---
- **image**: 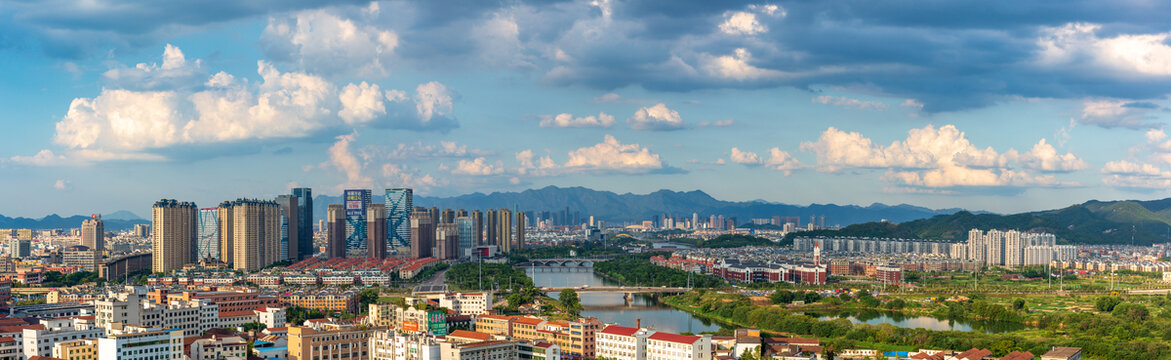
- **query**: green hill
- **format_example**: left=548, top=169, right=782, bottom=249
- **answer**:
left=786, top=199, right=1171, bottom=245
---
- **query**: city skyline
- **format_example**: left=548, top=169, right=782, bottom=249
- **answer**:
left=3, top=1, right=1171, bottom=217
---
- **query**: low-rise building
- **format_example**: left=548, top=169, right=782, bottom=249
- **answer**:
left=288, top=321, right=373, bottom=360
left=596, top=326, right=651, bottom=360
left=645, top=332, right=710, bottom=360
left=96, top=329, right=184, bottom=360
left=1041, top=347, right=1082, bottom=360
left=190, top=335, right=247, bottom=360
left=283, top=289, right=359, bottom=313
left=440, top=340, right=517, bottom=360
left=52, top=339, right=97, bottom=360
left=23, top=318, right=105, bottom=358
left=368, top=330, right=440, bottom=360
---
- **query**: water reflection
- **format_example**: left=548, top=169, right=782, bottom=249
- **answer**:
left=809, top=310, right=1028, bottom=333
left=525, top=266, right=726, bottom=334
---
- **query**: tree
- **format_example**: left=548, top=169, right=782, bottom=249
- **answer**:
left=770, top=290, right=795, bottom=304
left=241, top=321, right=267, bottom=332
left=739, top=348, right=760, bottom=360
left=803, top=292, right=821, bottom=304
left=1112, top=302, right=1150, bottom=322
left=1012, top=299, right=1027, bottom=311
left=1095, top=296, right=1122, bottom=312
left=559, top=289, right=583, bottom=316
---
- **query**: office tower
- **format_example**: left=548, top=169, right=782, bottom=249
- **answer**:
left=292, top=187, right=314, bottom=260
left=498, top=208, right=513, bottom=253
left=819, top=216, right=826, bottom=229
left=81, top=214, right=104, bottom=252
left=231, top=199, right=280, bottom=271
left=385, top=189, right=413, bottom=251
left=485, top=210, right=498, bottom=247
left=410, top=209, right=434, bottom=258
left=8, top=239, right=30, bottom=258
left=344, top=189, right=372, bottom=258
left=217, top=204, right=235, bottom=266
left=197, top=208, right=220, bottom=261
left=472, top=210, right=484, bottom=245
left=276, top=195, right=300, bottom=261
left=456, top=216, right=475, bottom=258
left=693, top=213, right=700, bottom=229
left=441, top=209, right=455, bottom=224
left=327, top=204, right=346, bottom=258
left=436, top=223, right=459, bottom=260
left=516, top=211, right=526, bottom=250
left=152, top=199, right=197, bottom=273
left=367, top=204, right=388, bottom=259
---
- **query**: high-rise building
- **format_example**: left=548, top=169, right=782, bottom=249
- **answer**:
left=436, top=223, right=459, bottom=260
left=441, top=209, right=455, bottom=224
left=229, top=199, right=280, bottom=271
left=326, top=204, right=346, bottom=258
left=516, top=211, right=526, bottom=250
left=456, top=209, right=468, bottom=217
left=410, top=209, right=434, bottom=258
left=472, top=210, right=484, bottom=245
left=276, top=195, right=300, bottom=261
left=344, top=189, right=372, bottom=258
left=292, top=187, right=314, bottom=260
left=456, top=216, right=475, bottom=258
left=133, top=224, right=151, bottom=238
left=384, top=188, right=413, bottom=252
left=1004, top=230, right=1023, bottom=267
left=485, top=210, right=498, bottom=247
left=429, top=207, right=440, bottom=228
left=197, top=208, right=219, bottom=261
left=366, top=204, right=387, bottom=259
left=985, top=229, right=1004, bottom=266
left=9, top=239, right=30, bottom=258
left=81, top=214, right=104, bottom=252
left=498, top=209, right=513, bottom=253
left=217, top=205, right=235, bottom=266
left=151, top=199, right=197, bottom=273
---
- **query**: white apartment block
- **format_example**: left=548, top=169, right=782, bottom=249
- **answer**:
left=985, top=229, right=1004, bottom=266
left=22, top=318, right=105, bottom=358
left=646, top=332, right=711, bottom=360
left=97, top=329, right=185, bottom=360
left=964, top=229, right=1063, bottom=268
left=257, top=307, right=287, bottom=328
left=95, top=291, right=219, bottom=337
left=1004, top=231, right=1023, bottom=267
left=1025, top=246, right=1054, bottom=266
left=596, top=326, right=651, bottom=360
left=436, top=293, right=493, bottom=316
left=1054, top=245, right=1076, bottom=261
left=190, top=335, right=247, bottom=360
left=440, top=340, right=517, bottom=360
left=368, top=330, right=440, bottom=360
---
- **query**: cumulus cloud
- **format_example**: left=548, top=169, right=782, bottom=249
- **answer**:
left=1080, top=99, right=1161, bottom=129
left=729, top=148, right=762, bottom=165
left=701, top=48, right=784, bottom=81
left=452, top=157, right=504, bottom=175
left=563, top=135, right=666, bottom=173
left=53, top=180, right=71, bottom=191
left=327, top=132, right=372, bottom=189
left=102, top=44, right=203, bottom=90
left=628, top=103, right=684, bottom=131
left=1101, top=160, right=1171, bottom=189
left=338, top=82, right=387, bottom=124
left=1037, top=22, right=1171, bottom=77
left=766, top=147, right=802, bottom=175
left=812, top=96, right=888, bottom=111
left=260, top=9, right=398, bottom=78
left=539, top=112, right=615, bottom=128
left=800, top=124, right=1083, bottom=189
left=719, top=11, right=766, bottom=35
left=515, top=149, right=557, bottom=175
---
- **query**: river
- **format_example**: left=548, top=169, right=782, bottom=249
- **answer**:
left=810, top=310, right=1029, bottom=334
left=525, top=266, right=727, bottom=334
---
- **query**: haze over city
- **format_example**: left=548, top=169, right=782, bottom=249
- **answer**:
left=4, top=1, right=1171, bottom=217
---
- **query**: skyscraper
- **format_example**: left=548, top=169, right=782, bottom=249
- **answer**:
left=456, top=216, right=475, bottom=258
left=436, top=223, right=459, bottom=260
left=516, top=211, right=526, bottom=250
left=441, top=209, right=455, bottom=224
left=472, top=210, right=483, bottom=245
left=231, top=199, right=280, bottom=271
left=498, top=208, right=513, bottom=253
left=292, top=187, right=314, bottom=260
left=217, top=204, right=235, bottom=266
left=152, top=199, right=197, bottom=273
left=327, top=204, right=346, bottom=258
left=344, top=189, right=372, bottom=258
left=197, top=208, right=219, bottom=261
left=410, top=209, right=434, bottom=258
left=81, top=214, right=104, bottom=252
left=367, top=204, right=387, bottom=259
left=429, top=207, right=440, bottom=227
left=485, top=209, right=498, bottom=247
left=384, top=188, right=413, bottom=252
left=276, top=194, right=300, bottom=261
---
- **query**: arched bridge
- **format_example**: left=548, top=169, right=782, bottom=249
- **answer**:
left=515, top=257, right=615, bottom=267
left=540, top=286, right=692, bottom=303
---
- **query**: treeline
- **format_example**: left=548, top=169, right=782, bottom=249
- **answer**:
left=594, top=254, right=725, bottom=288
left=670, top=291, right=1171, bottom=360
left=507, top=241, right=627, bottom=263
left=672, top=234, right=785, bottom=248
left=446, top=262, right=533, bottom=291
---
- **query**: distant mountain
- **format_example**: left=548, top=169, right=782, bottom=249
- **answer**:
left=103, top=210, right=144, bottom=221
left=313, top=186, right=977, bottom=227
left=787, top=199, right=1171, bottom=245
left=0, top=214, right=148, bottom=231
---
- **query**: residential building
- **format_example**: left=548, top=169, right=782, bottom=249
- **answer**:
left=62, top=245, right=101, bottom=272
left=474, top=315, right=515, bottom=337
left=410, top=209, right=434, bottom=258
left=435, top=223, right=458, bottom=260
left=368, top=330, right=440, bottom=360
left=645, top=332, right=710, bottom=360
left=81, top=214, right=104, bottom=252
left=190, top=335, right=247, bottom=360
left=385, top=188, right=413, bottom=253
left=8, top=240, right=29, bottom=259
left=596, top=326, right=651, bottom=360
left=52, top=339, right=96, bottom=360
left=435, top=293, right=493, bottom=317
left=23, top=318, right=105, bottom=358
left=96, top=329, right=184, bottom=360
left=497, top=209, right=512, bottom=253
left=288, top=322, right=372, bottom=360
left=327, top=204, right=346, bottom=258
left=283, top=289, right=359, bottom=313
left=152, top=199, right=198, bottom=273
left=292, top=187, right=314, bottom=261
left=1040, top=347, right=1082, bottom=360
left=367, top=204, right=388, bottom=259
left=257, top=307, right=287, bottom=329
left=876, top=266, right=902, bottom=284
left=0, top=336, right=17, bottom=360
left=224, top=199, right=281, bottom=271
left=516, top=211, right=526, bottom=250
left=440, top=340, right=517, bottom=360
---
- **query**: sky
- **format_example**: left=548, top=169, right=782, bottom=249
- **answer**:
left=3, top=0, right=1171, bottom=218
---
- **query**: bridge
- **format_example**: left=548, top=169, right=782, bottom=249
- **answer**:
left=540, top=286, right=691, bottom=302
left=515, top=257, right=615, bottom=267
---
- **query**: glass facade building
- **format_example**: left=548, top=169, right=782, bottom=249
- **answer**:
left=197, top=208, right=219, bottom=261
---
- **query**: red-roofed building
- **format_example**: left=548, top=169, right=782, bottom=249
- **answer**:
left=596, top=326, right=650, bottom=360
left=952, top=348, right=994, bottom=360
left=447, top=330, right=493, bottom=344
left=647, top=332, right=711, bottom=360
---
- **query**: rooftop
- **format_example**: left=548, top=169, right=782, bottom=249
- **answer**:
left=600, top=325, right=640, bottom=337
left=648, top=332, right=701, bottom=345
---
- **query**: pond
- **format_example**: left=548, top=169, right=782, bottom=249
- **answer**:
left=808, top=310, right=1030, bottom=333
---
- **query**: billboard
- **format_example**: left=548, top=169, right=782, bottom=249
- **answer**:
left=401, top=321, right=419, bottom=332
left=345, top=190, right=366, bottom=217
left=427, top=311, right=447, bottom=336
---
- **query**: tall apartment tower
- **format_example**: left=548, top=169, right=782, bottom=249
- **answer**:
left=410, top=209, right=434, bottom=258
left=967, top=229, right=986, bottom=264
left=429, top=207, right=440, bottom=227
left=384, top=189, right=413, bottom=253
left=81, top=214, right=105, bottom=252
left=326, top=204, right=347, bottom=258
left=497, top=208, right=513, bottom=253
left=516, top=211, right=526, bottom=250
left=275, top=194, right=300, bottom=261
left=985, top=229, right=1005, bottom=266
left=1004, top=230, right=1023, bottom=267
left=218, top=205, right=235, bottom=265
left=441, top=209, right=455, bottom=224
left=367, top=204, right=388, bottom=259
left=485, top=210, right=498, bottom=247
left=151, top=199, right=197, bottom=273
left=436, top=223, right=459, bottom=260
left=292, top=187, right=313, bottom=260
left=472, top=210, right=483, bottom=245
left=231, top=199, right=280, bottom=271
left=197, top=208, right=219, bottom=261
left=344, top=189, right=372, bottom=258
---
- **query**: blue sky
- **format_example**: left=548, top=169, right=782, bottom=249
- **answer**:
left=2, top=0, right=1171, bottom=217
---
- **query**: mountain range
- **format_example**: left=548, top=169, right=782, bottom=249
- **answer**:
left=789, top=199, right=1171, bottom=245
left=312, top=186, right=974, bottom=226
left=0, top=213, right=148, bottom=231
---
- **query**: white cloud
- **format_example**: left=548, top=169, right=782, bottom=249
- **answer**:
left=53, top=180, right=70, bottom=190
left=766, top=147, right=802, bottom=175
left=628, top=103, right=684, bottom=131
left=719, top=12, right=766, bottom=35
left=800, top=124, right=1082, bottom=188
left=702, top=48, right=783, bottom=81
left=453, top=157, right=504, bottom=175
left=729, top=147, right=762, bottom=165
left=1102, top=160, right=1168, bottom=176
left=338, top=82, right=387, bottom=124
left=381, top=163, right=438, bottom=189
left=9, top=149, right=66, bottom=166
left=812, top=95, right=888, bottom=110
left=748, top=4, right=785, bottom=17
left=413, top=81, right=455, bottom=126
left=901, top=99, right=924, bottom=109
left=697, top=119, right=734, bottom=127
left=539, top=112, right=615, bottom=128
left=1100, top=160, right=1171, bottom=189
left=381, top=141, right=492, bottom=160
left=563, top=135, right=664, bottom=173
left=260, top=9, right=398, bottom=78
left=1037, top=22, right=1171, bottom=77
left=515, top=149, right=557, bottom=175
left=101, top=44, right=203, bottom=90
left=470, top=12, right=534, bottom=69
left=1080, top=99, right=1159, bottom=129
left=327, top=132, right=372, bottom=189
left=591, top=93, right=643, bottom=104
